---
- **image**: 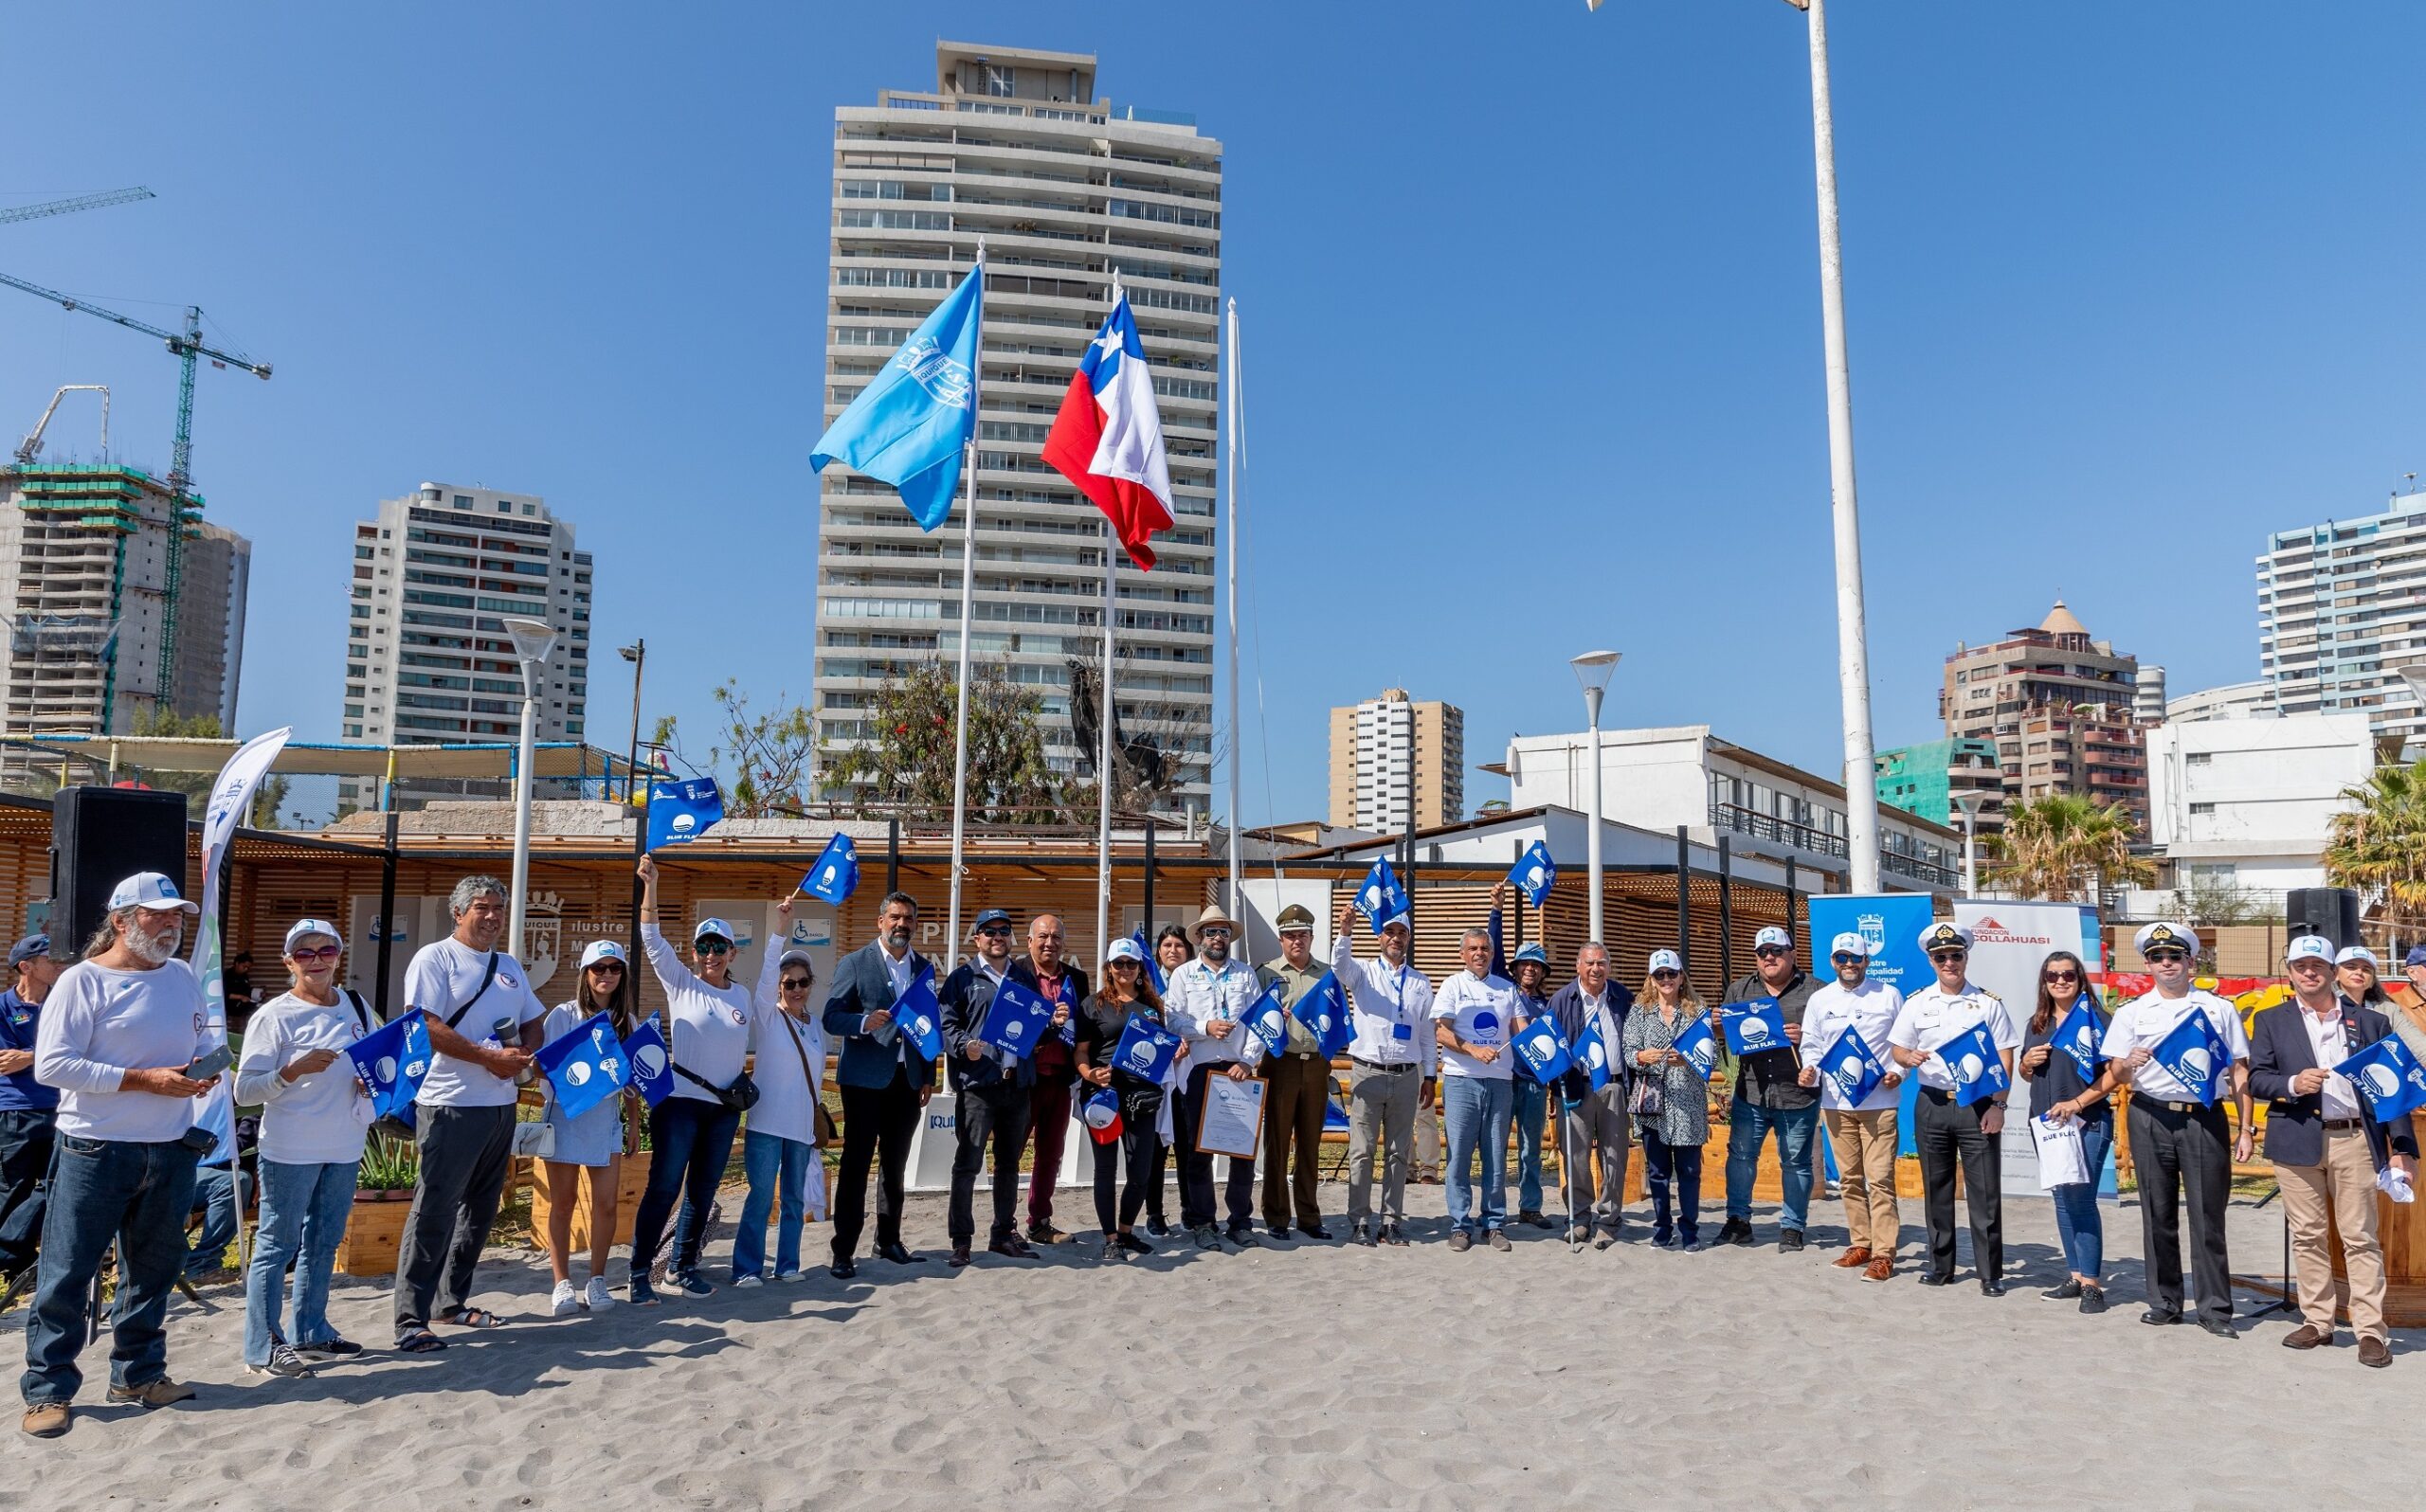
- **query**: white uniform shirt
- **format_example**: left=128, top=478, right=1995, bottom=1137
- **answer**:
left=1888, top=981, right=2019, bottom=1094
left=641, top=924, right=754, bottom=1105
left=1166, top=956, right=1260, bottom=1068
left=2100, top=988, right=2249, bottom=1105
left=234, top=990, right=374, bottom=1164
left=407, top=937, right=548, bottom=1108
left=1431, top=970, right=1518, bottom=1081
left=2301, top=1003, right=2363, bottom=1120
left=33, top=959, right=213, bottom=1143
left=1800, top=978, right=1906, bottom=1113
left=1332, top=938, right=1436, bottom=1073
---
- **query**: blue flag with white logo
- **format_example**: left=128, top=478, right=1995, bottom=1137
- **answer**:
left=1938, top=1021, right=2010, bottom=1107
left=2150, top=1006, right=2230, bottom=1106
left=801, top=834, right=860, bottom=906
left=1129, top=927, right=1168, bottom=994
left=1238, top=978, right=1290, bottom=1068
left=1296, top=972, right=1354, bottom=1058
left=1722, top=998, right=1787, bottom=1056
left=1506, top=841, right=1557, bottom=908
left=623, top=1019, right=674, bottom=1107
left=345, top=1008, right=432, bottom=1121
left=2334, top=1033, right=2426, bottom=1123
left=1112, top=1015, right=1181, bottom=1086
left=2053, top=997, right=2103, bottom=1082
left=1575, top=1014, right=1614, bottom=1091
left=534, top=1011, right=630, bottom=1123
left=808, top=261, right=985, bottom=530
left=891, top=967, right=945, bottom=1063
left=646, top=777, right=724, bottom=851
left=1356, top=857, right=1410, bottom=933
left=1818, top=1023, right=1885, bottom=1107
left=1512, top=1012, right=1573, bottom=1082
left=978, top=976, right=1056, bottom=1056
left=1673, top=1016, right=1716, bottom=1080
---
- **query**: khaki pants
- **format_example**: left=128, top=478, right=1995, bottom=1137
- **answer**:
left=1823, top=1107, right=1900, bottom=1255
left=2278, top=1125, right=2389, bottom=1341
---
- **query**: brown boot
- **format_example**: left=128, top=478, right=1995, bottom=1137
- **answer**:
left=1833, top=1246, right=1873, bottom=1269
left=1862, top=1255, right=1893, bottom=1283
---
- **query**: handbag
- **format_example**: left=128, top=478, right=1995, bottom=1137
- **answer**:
left=774, top=1011, right=836, bottom=1147
left=674, top=1061, right=761, bottom=1113
left=1627, top=1068, right=1666, bottom=1120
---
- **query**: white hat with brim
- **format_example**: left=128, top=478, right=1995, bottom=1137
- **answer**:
left=282, top=918, right=345, bottom=954
left=109, top=871, right=200, bottom=916
left=2132, top=921, right=2200, bottom=957
left=2284, top=935, right=2333, bottom=966
left=1828, top=931, right=1872, bottom=959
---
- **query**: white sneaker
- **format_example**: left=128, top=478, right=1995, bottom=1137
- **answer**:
left=551, top=1280, right=581, bottom=1316
left=583, top=1277, right=617, bottom=1312
left=733, top=1273, right=763, bottom=1288
left=773, top=1269, right=806, bottom=1284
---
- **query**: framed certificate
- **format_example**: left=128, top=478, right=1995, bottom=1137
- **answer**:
left=1195, top=1074, right=1267, bottom=1159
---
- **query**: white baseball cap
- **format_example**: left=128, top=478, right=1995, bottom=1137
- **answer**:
left=1106, top=936, right=1146, bottom=964
left=1753, top=926, right=1793, bottom=952
left=1648, top=948, right=1683, bottom=975
left=2337, top=945, right=2381, bottom=970
left=2284, top=935, right=2333, bottom=966
left=282, top=918, right=344, bottom=954
left=1828, top=931, right=1872, bottom=959
left=693, top=917, right=734, bottom=947
left=580, top=940, right=627, bottom=970
left=109, top=872, right=200, bottom=916
left=1082, top=1089, right=1121, bottom=1131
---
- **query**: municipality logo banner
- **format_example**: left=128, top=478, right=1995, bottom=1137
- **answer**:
left=1112, top=1015, right=1181, bottom=1085
left=1938, top=1021, right=2010, bottom=1107
left=2334, top=1033, right=2426, bottom=1124
left=346, top=1008, right=432, bottom=1120
left=1820, top=1023, right=1885, bottom=1107
left=622, top=1019, right=674, bottom=1107
left=1512, top=1012, right=1573, bottom=1083
left=893, top=967, right=946, bottom=1062
left=534, top=1010, right=630, bottom=1122
left=1722, top=998, right=1787, bottom=1056
left=979, top=976, right=1056, bottom=1055
left=2150, top=1006, right=2230, bottom=1106
left=1505, top=841, right=1556, bottom=908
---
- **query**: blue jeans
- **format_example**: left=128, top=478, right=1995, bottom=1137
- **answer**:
left=1725, top=1097, right=1820, bottom=1232
left=22, top=1135, right=199, bottom=1407
left=1510, top=1078, right=1548, bottom=1214
left=733, top=1131, right=812, bottom=1281
left=184, top=1161, right=239, bottom=1279
left=1441, top=1076, right=1513, bottom=1234
left=632, top=1097, right=741, bottom=1280
left=2051, top=1117, right=2112, bottom=1281
left=244, top=1159, right=359, bottom=1365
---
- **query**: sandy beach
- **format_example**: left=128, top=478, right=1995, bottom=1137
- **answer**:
left=4, top=1182, right=2418, bottom=1510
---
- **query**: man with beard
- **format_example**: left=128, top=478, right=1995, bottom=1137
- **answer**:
left=1167, top=904, right=1263, bottom=1251
left=823, top=891, right=937, bottom=1278
left=938, top=909, right=1035, bottom=1266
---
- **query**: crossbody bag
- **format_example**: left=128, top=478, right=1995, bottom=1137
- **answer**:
left=773, top=1011, right=837, bottom=1145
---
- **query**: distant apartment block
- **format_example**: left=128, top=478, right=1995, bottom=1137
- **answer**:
left=2257, top=494, right=2426, bottom=747
left=1941, top=600, right=2149, bottom=832
left=1331, top=689, right=1464, bottom=833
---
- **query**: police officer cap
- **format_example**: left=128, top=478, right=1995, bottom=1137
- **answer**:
left=1917, top=922, right=1973, bottom=953
left=1275, top=904, right=1316, bottom=933
left=2132, top=921, right=2200, bottom=956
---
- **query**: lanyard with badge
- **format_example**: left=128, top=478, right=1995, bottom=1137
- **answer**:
left=1381, top=960, right=1414, bottom=1043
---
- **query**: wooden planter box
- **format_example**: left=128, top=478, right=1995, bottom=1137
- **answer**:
left=528, top=1152, right=652, bottom=1253
left=334, top=1193, right=414, bottom=1277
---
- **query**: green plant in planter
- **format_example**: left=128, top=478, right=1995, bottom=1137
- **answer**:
left=355, top=1131, right=421, bottom=1195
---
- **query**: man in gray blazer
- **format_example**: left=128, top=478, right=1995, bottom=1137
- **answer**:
left=821, top=891, right=935, bottom=1279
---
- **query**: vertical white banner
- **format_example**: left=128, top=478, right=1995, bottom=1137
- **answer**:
left=192, top=727, right=294, bottom=1163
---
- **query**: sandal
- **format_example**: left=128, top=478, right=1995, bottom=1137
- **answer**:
left=436, top=1306, right=505, bottom=1329
left=394, top=1328, right=447, bottom=1354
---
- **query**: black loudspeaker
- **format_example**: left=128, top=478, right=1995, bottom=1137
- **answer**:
left=50, top=786, right=189, bottom=952
left=2284, top=887, right=2362, bottom=952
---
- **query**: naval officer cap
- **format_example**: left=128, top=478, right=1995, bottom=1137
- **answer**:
left=1917, top=921, right=1972, bottom=953
left=2132, top=921, right=2200, bottom=956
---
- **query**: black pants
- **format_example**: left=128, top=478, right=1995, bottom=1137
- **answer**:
left=833, top=1069, right=924, bottom=1260
left=1173, top=1063, right=1256, bottom=1232
left=631, top=1097, right=742, bottom=1279
left=950, top=1083, right=1032, bottom=1245
left=0, top=1107, right=55, bottom=1278
left=1090, top=1083, right=1165, bottom=1234
left=1915, top=1089, right=2002, bottom=1283
left=2128, top=1099, right=2234, bottom=1321
left=1146, top=1141, right=1168, bottom=1223
left=392, top=1104, right=515, bottom=1335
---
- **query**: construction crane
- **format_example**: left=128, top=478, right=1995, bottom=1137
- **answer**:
left=14, top=384, right=109, bottom=465
left=0, top=188, right=271, bottom=703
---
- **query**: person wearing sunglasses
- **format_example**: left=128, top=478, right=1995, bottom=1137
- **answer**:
left=1886, top=922, right=2017, bottom=1295
left=1144, top=926, right=1192, bottom=1235
left=1715, top=924, right=1821, bottom=1253
left=734, top=906, right=826, bottom=1287
left=1621, top=950, right=1715, bottom=1249
left=233, top=920, right=374, bottom=1379
left=1796, top=931, right=1904, bottom=1281
left=2049, top=921, right=2252, bottom=1338
left=537, top=939, right=643, bottom=1315
left=2017, top=949, right=2109, bottom=1312
left=626, top=856, right=757, bottom=1304
left=937, top=908, right=1037, bottom=1267
left=1168, top=904, right=1261, bottom=1251
left=1074, top=936, right=1180, bottom=1258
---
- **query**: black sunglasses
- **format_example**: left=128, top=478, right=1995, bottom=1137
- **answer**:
left=2144, top=948, right=2190, bottom=963
left=1754, top=945, right=1791, bottom=958
left=976, top=925, right=1012, bottom=937
left=1830, top=952, right=1864, bottom=964
left=780, top=976, right=812, bottom=990
left=1928, top=949, right=1967, bottom=963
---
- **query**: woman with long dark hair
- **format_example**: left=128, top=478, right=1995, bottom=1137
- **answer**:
left=1142, top=924, right=1193, bottom=1234
left=538, top=940, right=642, bottom=1315
left=1075, top=937, right=1181, bottom=1258
left=2018, top=949, right=2111, bottom=1313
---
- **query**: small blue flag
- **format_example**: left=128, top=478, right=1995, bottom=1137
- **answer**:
left=1356, top=857, right=1410, bottom=933
left=345, top=1008, right=431, bottom=1121
left=1323, top=1097, right=1350, bottom=1132
left=1296, top=972, right=1354, bottom=1058
left=802, top=834, right=860, bottom=906
left=1129, top=927, right=1168, bottom=994
left=1506, top=841, right=1557, bottom=908
left=2150, top=1006, right=2230, bottom=1106
left=1238, top=977, right=1290, bottom=1067
left=534, top=1011, right=630, bottom=1122
left=2335, top=1033, right=2426, bottom=1123
left=623, top=1019, right=674, bottom=1107
left=646, top=777, right=724, bottom=851
left=1111, top=1014, right=1181, bottom=1085
left=1512, top=1012, right=1573, bottom=1082
left=978, top=976, right=1056, bottom=1056
left=2053, top=996, right=2102, bottom=1082
left=1575, top=1014, right=1614, bottom=1092
left=1673, top=1016, right=1716, bottom=1080
left=808, top=261, right=985, bottom=530
left=1721, top=998, right=1788, bottom=1056
left=891, top=967, right=945, bottom=1063
left=1818, top=1023, right=1885, bottom=1107
left=1938, top=1021, right=2011, bottom=1107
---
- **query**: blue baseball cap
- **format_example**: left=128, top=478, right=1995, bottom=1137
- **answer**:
left=971, top=909, right=1013, bottom=934
left=1511, top=943, right=1548, bottom=969
left=8, top=934, right=49, bottom=969
left=2406, top=945, right=2426, bottom=968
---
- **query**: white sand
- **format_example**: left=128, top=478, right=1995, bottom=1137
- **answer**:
left=3, top=1184, right=2418, bottom=1510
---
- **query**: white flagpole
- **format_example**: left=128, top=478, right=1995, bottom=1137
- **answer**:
left=1223, top=297, right=1243, bottom=920
left=1096, top=273, right=1122, bottom=966
left=947, top=242, right=986, bottom=951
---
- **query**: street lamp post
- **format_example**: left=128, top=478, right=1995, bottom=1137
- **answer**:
left=1571, top=650, right=1621, bottom=942
left=501, top=615, right=559, bottom=962
left=619, top=639, right=646, bottom=804
left=1949, top=788, right=1988, bottom=897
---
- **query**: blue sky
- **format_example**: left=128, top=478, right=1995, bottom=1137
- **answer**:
left=6, top=3, right=2424, bottom=825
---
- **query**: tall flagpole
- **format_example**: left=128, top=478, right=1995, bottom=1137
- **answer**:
left=1223, top=298, right=1242, bottom=919
left=1095, top=274, right=1122, bottom=964
left=947, top=242, right=986, bottom=950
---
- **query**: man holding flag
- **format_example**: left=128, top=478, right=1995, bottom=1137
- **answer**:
left=1256, top=905, right=1334, bottom=1241
left=1544, top=942, right=1632, bottom=1251
left=938, top=909, right=1036, bottom=1267
left=1886, top=924, right=2019, bottom=1296
left=1716, top=925, right=1821, bottom=1252
left=1797, top=933, right=1904, bottom=1281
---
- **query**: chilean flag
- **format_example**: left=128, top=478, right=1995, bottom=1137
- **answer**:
left=1041, top=295, right=1176, bottom=570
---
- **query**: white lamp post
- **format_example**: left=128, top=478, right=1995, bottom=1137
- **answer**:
left=1571, top=650, right=1621, bottom=942
left=501, top=615, right=559, bottom=960
left=1949, top=788, right=1988, bottom=897
left=2395, top=663, right=2426, bottom=759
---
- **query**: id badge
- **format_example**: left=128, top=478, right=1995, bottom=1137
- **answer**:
left=1392, top=1021, right=1413, bottom=1041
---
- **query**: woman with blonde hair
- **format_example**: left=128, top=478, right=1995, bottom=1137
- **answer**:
left=538, top=939, right=643, bottom=1315
left=1620, top=949, right=1718, bottom=1251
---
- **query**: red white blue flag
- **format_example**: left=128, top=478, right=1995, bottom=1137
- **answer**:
left=1041, top=294, right=1175, bottom=569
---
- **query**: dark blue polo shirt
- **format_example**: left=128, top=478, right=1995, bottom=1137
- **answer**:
left=0, top=987, right=57, bottom=1113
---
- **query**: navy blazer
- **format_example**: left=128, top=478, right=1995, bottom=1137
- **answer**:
left=821, top=942, right=937, bottom=1091
left=1545, top=978, right=1635, bottom=1099
left=938, top=960, right=1034, bottom=1094
left=2248, top=998, right=2419, bottom=1170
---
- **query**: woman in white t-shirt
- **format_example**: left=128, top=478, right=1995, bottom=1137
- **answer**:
left=233, top=919, right=375, bottom=1379
left=733, top=897, right=825, bottom=1285
left=539, top=939, right=643, bottom=1315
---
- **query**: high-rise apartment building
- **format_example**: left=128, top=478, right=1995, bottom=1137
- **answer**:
left=813, top=42, right=1222, bottom=815
left=2257, top=494, right=2426, bottom=747
left=1941, top=600, right=2149, bottom=831
left=1330, top=690, right=1464, bottom=833
left=339, top=483, right=591, bottom=807
left=0, top=462, right=249, bottom=747
left=1873, top=737, right=2003, bottom=835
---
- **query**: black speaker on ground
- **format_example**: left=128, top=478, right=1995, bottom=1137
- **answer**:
left=2283, top=886, right=2362, bottom=952
left=50, top=786, right=189, bottom=952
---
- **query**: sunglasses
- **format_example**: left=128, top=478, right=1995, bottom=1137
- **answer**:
left=2043, top=968, right=2080, bottom=982
left=2144, top=948, right=2190, bottom=963
left=780, top=977, right=812, bottom=991
left=1928, top=950, right=1968, bottom=963
left=288, top=945, right=341, bottom=963
left=976, top=926, right=1012, bottom=938
left=587, top=961, right=625, bottom=974
left=1831, top=952, right=1864, bottom=964
left=696, top=940, right=733, bottom=956
left=1110, top=959, right=1141, bottom=970
left=1754, top=946, right=1790, bottom=958
left=1651, top=969, right=1680, bottom=981
left=1198, top=927, right=1232, bottom=939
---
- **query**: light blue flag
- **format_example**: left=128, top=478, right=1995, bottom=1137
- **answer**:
left=802, top=834, right=860, bottom=907
left=1506, top=841, right=1556, bottom=908
left=808, top=262, right=984, bottom=530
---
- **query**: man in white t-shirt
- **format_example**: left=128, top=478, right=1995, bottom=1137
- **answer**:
left=1796, top=931, right=1905, bottom=1281
left=1433, top=927, right=1519, bottom=1252
left=389, top=874, right=546, bottom=1352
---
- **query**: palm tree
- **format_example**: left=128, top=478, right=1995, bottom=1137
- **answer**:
left=1987, top=793, right=2155, bottom=902
left=2325, top=758, right=2426, bottom=935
